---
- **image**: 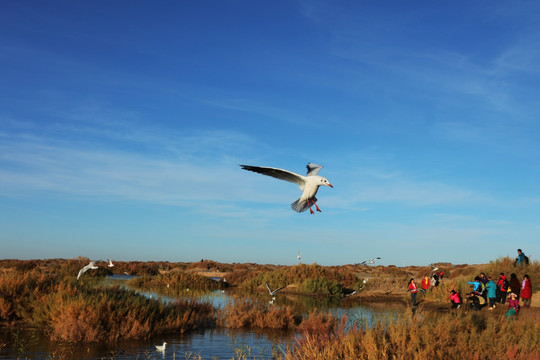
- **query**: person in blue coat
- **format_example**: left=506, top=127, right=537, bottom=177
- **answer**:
left=486, top=276, right=497, bottom=309
left=467, top=276, right=483, bottom=295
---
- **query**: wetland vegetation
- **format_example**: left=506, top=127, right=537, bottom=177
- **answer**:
left=0, top=256, right=539, bottom=359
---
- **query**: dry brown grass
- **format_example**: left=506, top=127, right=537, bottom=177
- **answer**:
left=0, top=260, right=216, bottom=343
left=242, top=263, right=358, bottom=295
left=282, top=310, right=540, bottom=360
left=217, top=298, right=300, bottom=329
left=127, top=270, right=227, bottom=295
left=2, top=256, right=539, bottom=351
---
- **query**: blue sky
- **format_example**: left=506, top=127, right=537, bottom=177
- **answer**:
left=1, top=1, right=539, bottom=266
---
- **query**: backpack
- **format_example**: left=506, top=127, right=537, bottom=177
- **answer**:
left=502, top=279, right=509, bottom=291
left=524, top=255, right=529, bottom=265
left=479, top=282, right=486, bottom=294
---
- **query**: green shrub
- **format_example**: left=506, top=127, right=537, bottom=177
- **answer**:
left=299, top=278, right=344, bottom=296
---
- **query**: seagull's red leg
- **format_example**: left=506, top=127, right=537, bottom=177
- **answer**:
left=307, top=199, right=314, bottom=214
left=314, top=202, right=321, bottom=212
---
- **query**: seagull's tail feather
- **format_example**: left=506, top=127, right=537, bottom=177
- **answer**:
left=291, top=197, right=317, bottom=212
left=291, top=198, right=308, bottom=212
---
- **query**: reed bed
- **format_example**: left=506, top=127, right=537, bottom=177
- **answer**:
left=242, top=263, right=356, bottom=295
left=126, top=271, right=227, bottom=296
left=217, top=298, right=300, bottom=329
left=2, top=257, right=539, bottom=353
left=0, top=263, right=216, bottom=343
left=282, top=310, right=540, bottom=360
left=44, top=285, right=215, bottom=342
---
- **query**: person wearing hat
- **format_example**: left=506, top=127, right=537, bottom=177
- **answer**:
left=506, top=292, right=520, bottom=318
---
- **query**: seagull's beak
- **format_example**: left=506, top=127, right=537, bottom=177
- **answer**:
left=328, top=183, right=333, bottom=188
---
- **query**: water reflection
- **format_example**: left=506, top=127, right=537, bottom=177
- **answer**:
left=0, top=327, right=290, bottom=360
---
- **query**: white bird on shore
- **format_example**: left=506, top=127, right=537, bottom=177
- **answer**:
left=77, top=261, right=99, bottom=280
left=240, top=163, right=333, bottom=214
left=155, top=341, right=167, bottom=352
left=107, top=259, right=114, bottom=267
left=266, top=282, right=285, bottom=296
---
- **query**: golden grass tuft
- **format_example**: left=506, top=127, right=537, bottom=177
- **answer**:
left=217, top=298, right=299, bottom=329
left=0, top=262, right=216, bottom=343
left=282, top=310, right=540, bottom=360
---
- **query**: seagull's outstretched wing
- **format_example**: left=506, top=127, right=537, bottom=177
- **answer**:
left=266, top=282, right=285, bottom=295
left=265, top=282, right=272, bottom=294
left=241, top=165, right=304, bottom=186
left=77, top=268, right=85, bottom=280
left=306, top=163, right=323, bottom=176
left=77, top=261, right=98, bottom=280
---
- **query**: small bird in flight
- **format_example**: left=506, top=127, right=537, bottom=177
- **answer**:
left=359, top=257, right=381, bottom=265
left=266, top=282, right=285, bottom=296
left=107, top=259, right=114, bottom=267
left=77, top=261, right=99, bottom=280
left=240, top=163, right=333, bottom=214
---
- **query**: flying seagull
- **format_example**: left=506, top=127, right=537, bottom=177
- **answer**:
left=107, top=259, right=114, bottom=267
left=155, top=341, right=167, bottom=352
left=346, top=279, right=369, bottom=296
left=77, top=261, right=99, bottom=280
left=240, top=163, right=333, bottom=214
left=265, top=282, right=285, bottom=296
left=359, top=257, right=381, bottom=265
left=297, top=251, right=301, bottom=262
left=346, top=285, right=365, bottom=296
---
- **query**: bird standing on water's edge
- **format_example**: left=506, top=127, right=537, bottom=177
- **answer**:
left=240, top=163, right=333, bottom=214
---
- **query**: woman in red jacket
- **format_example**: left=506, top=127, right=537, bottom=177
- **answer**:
left=521, top=275, right=532, bottom=308
left=497, top=273, right=508, bottom=304
left=408, top=278, right=418, bottom=307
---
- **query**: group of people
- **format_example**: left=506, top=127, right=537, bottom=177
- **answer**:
left=407, top=249, right=533, bottom=319
left=450, top=249, right=533, bottom=318
left=407, top=270, right=443, bottom=307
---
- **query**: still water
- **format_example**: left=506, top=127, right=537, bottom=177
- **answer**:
left=0, top=276, right=406, bottom=360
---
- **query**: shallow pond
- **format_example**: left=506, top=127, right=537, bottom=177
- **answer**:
left=0, top=276, right=407, bottom=359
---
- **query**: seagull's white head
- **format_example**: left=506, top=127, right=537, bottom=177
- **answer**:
left=320, top=177, right=333, bottom=188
